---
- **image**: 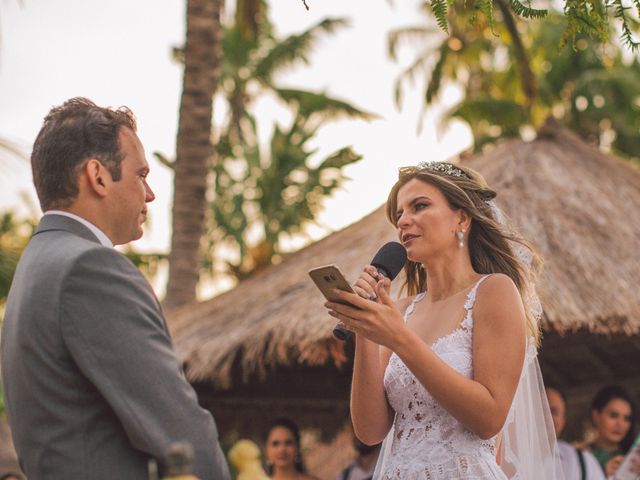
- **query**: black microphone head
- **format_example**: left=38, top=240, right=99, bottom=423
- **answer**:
left=370, top=242, right=407, bottom=280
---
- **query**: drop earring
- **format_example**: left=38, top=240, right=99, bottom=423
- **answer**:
left=456, top=230, right=465, bottom=248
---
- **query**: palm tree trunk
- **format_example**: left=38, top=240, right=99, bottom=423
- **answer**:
left=165, top=0, right=223, bottom=308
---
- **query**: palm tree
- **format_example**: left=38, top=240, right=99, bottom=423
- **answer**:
left=164, top=0, right=224, bottom=309
left=207, top=88, right=373, bottom=280
left=390, top=5, right=640, bottom=160
left=201, top=5, right=375, bottom=281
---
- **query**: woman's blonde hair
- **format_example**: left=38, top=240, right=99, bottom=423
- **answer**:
left=386, top=162, right=542, bottom=343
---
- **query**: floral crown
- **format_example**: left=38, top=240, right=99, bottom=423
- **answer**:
left=416, top=161, right=470, bottom=179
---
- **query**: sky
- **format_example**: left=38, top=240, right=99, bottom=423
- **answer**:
left=0, top=0, right=471, bottom=258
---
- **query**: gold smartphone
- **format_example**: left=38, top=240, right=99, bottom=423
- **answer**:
left=308, top=264, right=356, bottom=305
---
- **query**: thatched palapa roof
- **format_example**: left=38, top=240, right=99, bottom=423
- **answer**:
left=168, top=204, right=398, bottom=388
left=168, top=119, right=640, bottom=389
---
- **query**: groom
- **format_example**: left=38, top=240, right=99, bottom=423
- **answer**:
left=1, top=98, right=230, bottom=479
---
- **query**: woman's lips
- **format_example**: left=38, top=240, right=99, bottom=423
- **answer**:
left=402, top=233, right=419, bottom=245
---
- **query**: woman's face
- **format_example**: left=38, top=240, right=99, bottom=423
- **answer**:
left=395, top=178, right=463, bottom=263
left=592, top=398, right=632, bottom=446
left=265, top=426, right=298, bottom=470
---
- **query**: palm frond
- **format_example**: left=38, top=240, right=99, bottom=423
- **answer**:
left=387, top=26, right=438, bottom=60
left=393, top=47, right=437, bottom=108
left=431, top=0, right=451, bottom=33
left=509, top=0, right=547, bottom=18
left=425, top=44, right=450, bottom=103
left=254, top=18, right=349, bottom=84
left=444, top=97, right=527, bottom=133
left=613, top=0, right=640, bottom=50
left=275, top=88, right=378, bottom=123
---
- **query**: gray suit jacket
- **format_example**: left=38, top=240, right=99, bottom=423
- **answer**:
left=1, top=214, right=230, bottom=479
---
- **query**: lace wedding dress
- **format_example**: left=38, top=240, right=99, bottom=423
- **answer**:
left=379, top=276, right=508, bottom=479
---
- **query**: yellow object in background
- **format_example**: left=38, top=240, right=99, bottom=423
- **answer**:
left=228, top=439, right=270, bottom=480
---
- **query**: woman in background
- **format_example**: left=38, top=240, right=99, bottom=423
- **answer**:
left=587, top=385, right=638, bottom=477
left=264, top=417, right=319, bottom=480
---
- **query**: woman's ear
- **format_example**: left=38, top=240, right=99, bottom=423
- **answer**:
left=83, top=159, right=109, bottom=197
left=457, top=209, right=472, bottom=232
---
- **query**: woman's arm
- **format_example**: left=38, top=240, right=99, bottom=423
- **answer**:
left=346, top=265, right=412, bottom=445
left=328, top=273, right=526, bottom=439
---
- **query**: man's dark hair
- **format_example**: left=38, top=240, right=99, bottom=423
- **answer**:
left=31, top=97, right=137, bottom=210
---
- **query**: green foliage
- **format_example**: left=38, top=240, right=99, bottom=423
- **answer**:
left=122, top=248, right=166, bottom=281
left=203, top=4, right=373, bottom=281
left=424, top=0, right=638, bottom=50
left=390, top=6, right=640, bottom=159
left=0, top=212, right=34, bottom=307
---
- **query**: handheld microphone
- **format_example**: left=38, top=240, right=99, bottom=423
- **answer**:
left=333, top=242, right=408, bottom=341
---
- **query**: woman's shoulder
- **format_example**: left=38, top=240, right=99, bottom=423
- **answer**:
left=474, top=273, right=521, bottom=306
left=478, top=272, right=518, bottom=293
left=472, top=273, right=526, bottom=331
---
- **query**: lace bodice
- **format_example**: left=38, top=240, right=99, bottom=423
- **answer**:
left=380, top=276, right=508, bottom=479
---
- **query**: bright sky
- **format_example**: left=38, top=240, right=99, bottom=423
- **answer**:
left=0, top=0, right=471, bottom=257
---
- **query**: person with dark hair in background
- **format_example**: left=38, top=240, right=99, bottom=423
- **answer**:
left=264, top=418, right=318, bottom=480
left=336, top=436, right=381, bottom=480
left=586, top=385, right=638, bottom=478
left=0, top=98, right=230, bottom=480
left=546, top=387, right=605, bottom=480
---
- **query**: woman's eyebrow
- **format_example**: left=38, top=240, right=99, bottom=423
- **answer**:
left=396, top=196, right=432, bottom=218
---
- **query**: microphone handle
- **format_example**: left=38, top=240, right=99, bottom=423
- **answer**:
left=333, top=323, right=352, bottom=341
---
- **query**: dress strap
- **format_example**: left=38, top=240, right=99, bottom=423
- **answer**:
left=403, top=292, right=426, bottom=323
left=463, top=275, right=489, bottom=311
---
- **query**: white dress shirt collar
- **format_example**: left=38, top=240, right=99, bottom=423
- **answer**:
left=44, top=210, right=114, bottom=248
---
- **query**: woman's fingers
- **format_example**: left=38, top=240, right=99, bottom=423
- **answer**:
left=375, top=278, right=393, bottom=305
left=354, top=265, right=381, bottom=299
left=353, top=285, right=375, bottom=300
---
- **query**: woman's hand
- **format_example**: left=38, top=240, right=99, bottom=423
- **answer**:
left=605, top=454, right=625, bottom=476
left=352, top=265, right=384, bottom=300
left=325, top=277, right=406, bottom=349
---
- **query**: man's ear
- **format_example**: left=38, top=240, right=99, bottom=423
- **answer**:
left=83, top=159, right=109, bottom=197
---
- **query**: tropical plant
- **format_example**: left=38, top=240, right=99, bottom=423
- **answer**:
left=0, top=211, right=34, bottom=309
left=390, top=4, right=640, bottom=160
left=162, top=2, right=374, bottom=289
left=420, top=0, right=640, bottom=50
left=202, top=4, right=375, bottom=281
left=207, top=88, right=371, bottom=280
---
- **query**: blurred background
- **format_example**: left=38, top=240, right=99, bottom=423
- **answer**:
left=1, top=0, right=639, bottom=478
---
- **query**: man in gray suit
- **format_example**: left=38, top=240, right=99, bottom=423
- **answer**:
left=1, top=98, right=230, bottom=479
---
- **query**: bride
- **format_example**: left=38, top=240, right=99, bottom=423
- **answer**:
left=325, top=162, right=563, bottom=479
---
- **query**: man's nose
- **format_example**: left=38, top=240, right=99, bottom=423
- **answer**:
left=145, top=183, right=156, bottom=203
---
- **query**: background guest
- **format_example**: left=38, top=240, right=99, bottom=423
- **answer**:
left=587, top=385, right=638, bottom=478
left=336, top=435, right=381, bottom=480
left=264, top=418, right=318, bottom=480
left=546, top=386, right=605, bottom=480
